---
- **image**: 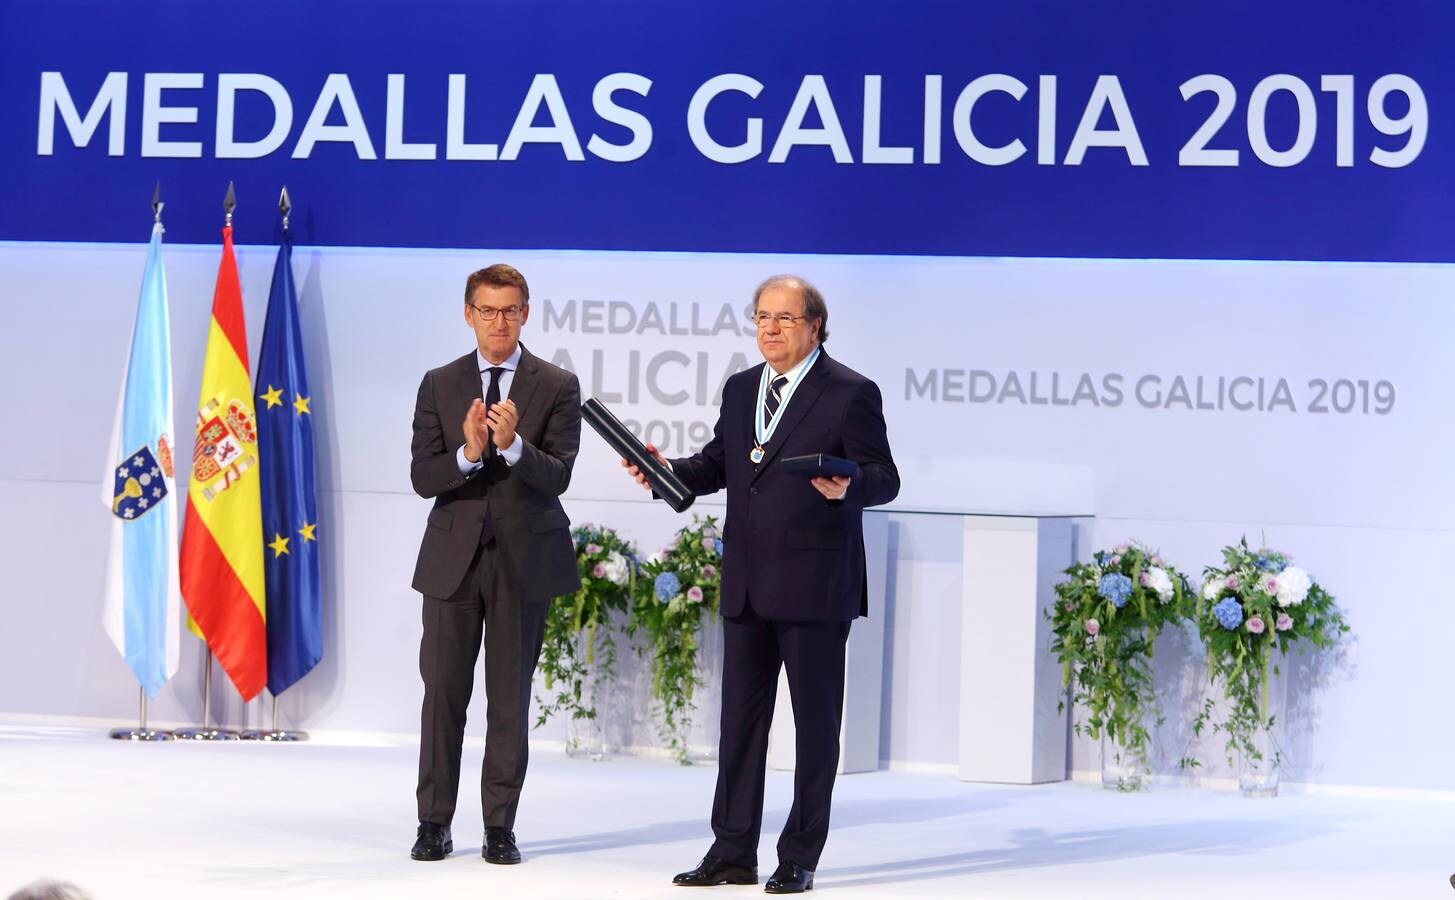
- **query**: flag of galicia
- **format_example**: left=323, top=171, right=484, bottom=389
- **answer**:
left=102, top=222, right=181, bottom=698
left=256, top=228, right=322, bottom=695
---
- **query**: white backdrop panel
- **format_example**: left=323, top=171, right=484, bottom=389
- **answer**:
left=0, top=241, right=1448, bottom=788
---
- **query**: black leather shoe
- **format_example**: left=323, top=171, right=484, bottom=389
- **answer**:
left=673, top=854, right=758, bottom=886
left=483, top=826, right=521, bottom=864
left=764, top=861, right=814, bottom=894
left=410, top=822, right=452, bottom=861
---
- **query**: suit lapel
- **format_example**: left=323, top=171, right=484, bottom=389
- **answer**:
left=750, top=354, right=830, bottom=482
left=450, top=351, right=482, bottom=418
left=508, top=343, right=542, bottom=417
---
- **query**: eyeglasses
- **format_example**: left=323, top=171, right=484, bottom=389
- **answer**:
left=752, top=312, right=810, bottom=329
left=469, top=304, right=523, bottom=323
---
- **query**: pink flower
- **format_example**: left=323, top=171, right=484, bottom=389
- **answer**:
left=1139, top=572, right=1150, bottom=586
left=1109, top=555, right=1122, bottom=565
left=1225, top=574, right=1240, bottom=589
left=1275, top=613, right=1293, bottom=632
left=701, top=564, right=717, bottom=579
left=687, top=585, right=704, bottom=603
left=586, top=543, right=603, bottom=556
left=1246, top=616, right=1265, bottom=634
left=1064, top=601, right=1075, bottom=612
left=702, top=537, right=716, bottom=552
left=1263, top=577, right=1279, bottom=594
left=1152, top=554, right=1164, bottom=566
left=592, top=563, right=606, bottom=579
left=1085, top=619, right=1100, bottom=636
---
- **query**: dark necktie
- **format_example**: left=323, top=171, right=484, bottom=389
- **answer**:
left=483, top=367, right=504, bottom=456
left=479, top=366, right=504, bottom=546
left=763, top=374, right=789, bottom=425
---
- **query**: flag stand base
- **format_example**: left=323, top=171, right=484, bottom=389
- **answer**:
left=173, top=727, right=240, bottom=741
left=240, top=729, right=309, bottom=742
left=240, top=695, right=309, bottom=741
left=110, top=689, right=173, bottom=740
left=109, top=726, right=174, bottom=741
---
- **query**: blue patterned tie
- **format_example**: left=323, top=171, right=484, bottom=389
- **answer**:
left=763, top=375, right=788, bottom=425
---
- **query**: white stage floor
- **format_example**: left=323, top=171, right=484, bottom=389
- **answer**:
left=2, top=722, right=1452, bottom=899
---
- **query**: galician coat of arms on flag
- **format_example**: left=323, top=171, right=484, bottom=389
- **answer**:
left=111, top=440, right=174, bottom=519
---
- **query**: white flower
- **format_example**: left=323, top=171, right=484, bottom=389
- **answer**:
left=1201, top=577, right=1224, bottom=601
left=601, top=552, right=629, bottom=586
left=1144, top=567, right=1175, bottom=603
left=1274, top=566, right=1312, bottom=607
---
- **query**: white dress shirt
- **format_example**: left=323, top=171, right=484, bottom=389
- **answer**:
left=456, top=344, right=525, bottom=474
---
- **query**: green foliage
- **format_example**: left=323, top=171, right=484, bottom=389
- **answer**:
left=1188, top=537, right=1349, bottom=772
left=535, top=524, right=637, bottom=730
left=1048, top=541, right=1192, bottom=789
left=630, top=515, right=722, bottom=764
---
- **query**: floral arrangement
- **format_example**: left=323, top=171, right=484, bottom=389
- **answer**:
left=1189, top=538, right=1347, bottom=774
left=535, top=524, right=637, bottom=733
left=1048, top=541, right=1192, bottom=789
left=630, top=515, right=723, bottom=763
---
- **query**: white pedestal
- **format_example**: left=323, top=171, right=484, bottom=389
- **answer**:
left=957, top=515, right=1074, bottom=784
left=767, top=510, right=889, bottom=775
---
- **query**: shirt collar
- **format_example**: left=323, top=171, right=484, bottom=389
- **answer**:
left=769, top=345, right=820, bottom=384
left=477, top=343, right=522, bottom=374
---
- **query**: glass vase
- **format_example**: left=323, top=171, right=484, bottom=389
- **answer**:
left=1237, top=656, right=1288, bottom=798
left=685, top=614, right=724, bottom=764
left=563, top=630, right=609, bottom=761
left=1100, top=729, right=1151, bottom=792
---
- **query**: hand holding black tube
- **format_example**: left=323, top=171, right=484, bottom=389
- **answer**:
left=582, top=397, right=695, bottom=513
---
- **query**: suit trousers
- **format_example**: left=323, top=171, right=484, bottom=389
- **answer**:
left=708, top=600, right=851, bottom=871
left=416, top=542, right=549, bottom=830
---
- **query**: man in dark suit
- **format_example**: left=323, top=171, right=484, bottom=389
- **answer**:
left=408, top=264, right=582, bottom=864
left=625, top=275, right=899, bottom=893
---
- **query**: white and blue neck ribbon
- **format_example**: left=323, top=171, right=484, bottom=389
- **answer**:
left=753, top=344, right=821, bottom=456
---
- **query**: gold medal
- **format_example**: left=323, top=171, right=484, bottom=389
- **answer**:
left=750, top=445, right=765, bottom=464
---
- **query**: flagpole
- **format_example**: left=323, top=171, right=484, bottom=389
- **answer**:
left=239, top=186, right=312, bottom=744
left=174, top=649, right=240, bottom=741
left=107, top=184, right=175, bottom=743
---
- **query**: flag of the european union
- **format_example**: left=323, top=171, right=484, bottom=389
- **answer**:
left=256, top=228, right=322, bottom=695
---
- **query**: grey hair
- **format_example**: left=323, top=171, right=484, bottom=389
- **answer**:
left=752, top=274, right=828, bottom=343
left=7, top=880, right=93, bottom=900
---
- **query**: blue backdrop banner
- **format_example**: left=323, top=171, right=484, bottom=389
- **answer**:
left=1, top=0, right=1450, bottom=261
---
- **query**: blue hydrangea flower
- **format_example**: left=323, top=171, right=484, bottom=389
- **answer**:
left=654, top=571, right=681, bottom=601
left=1212, top=597, right=1244, bottom=630
left=1097, top=573, right=1133, bottom=608
left=714, top=538, right=724, bottom=556
left=1253, top=553, right=1288, bottom=574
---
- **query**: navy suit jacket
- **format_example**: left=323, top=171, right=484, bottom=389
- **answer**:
left=669, top=351, right=899, bottom=621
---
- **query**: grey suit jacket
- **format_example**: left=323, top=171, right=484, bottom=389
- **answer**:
left=410, top=344, right=582, bottom=602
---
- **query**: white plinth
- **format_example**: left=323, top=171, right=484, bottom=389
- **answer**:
left=958, top=515, right=1074, bottom=784
left=767, top=510, right=889, bottom=775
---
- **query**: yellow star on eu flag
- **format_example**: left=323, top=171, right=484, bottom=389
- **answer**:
left=298, top=521, right=317, bottom=542
left=294, top=393, right=311, bottom=416
left=268, top=533, right=291, bottom=557
left=260, top=385, right=284, bottom=409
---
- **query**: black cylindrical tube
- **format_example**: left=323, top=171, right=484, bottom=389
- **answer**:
left=582, top=397, right=695, bottom=513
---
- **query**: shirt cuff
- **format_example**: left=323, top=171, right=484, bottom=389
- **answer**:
left=499, top=433, right=524, bottom=466
left=457, top=444, right=484, bottom=475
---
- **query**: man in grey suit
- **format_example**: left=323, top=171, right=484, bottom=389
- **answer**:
left=408, top=264, right=582, bottom=864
